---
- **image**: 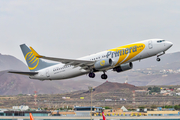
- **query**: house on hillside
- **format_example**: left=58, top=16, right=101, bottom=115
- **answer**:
left=160, top=90, right=167, bottom=94
left=121, top=106, right=128, bottom=112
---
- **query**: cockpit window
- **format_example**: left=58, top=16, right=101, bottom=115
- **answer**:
left=157, top=40, right=165, bottom=43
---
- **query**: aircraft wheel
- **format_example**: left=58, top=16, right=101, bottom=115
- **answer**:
left=101, top=74, right=104, bottom=79
left=92, top=73, right=95, bottom=78
left=101, top=74, right=108, bottom=79
left=89, top=72, right=95, bottom=78
left=157, top=58, right=161, bottom=62
left=104, top=74, right=108, bottom=79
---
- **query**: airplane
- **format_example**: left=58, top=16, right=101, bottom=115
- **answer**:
left=9, top=39, right=173, bottom=80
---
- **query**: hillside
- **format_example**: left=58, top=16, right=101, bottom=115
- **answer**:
left=0, top=70, right=102, bottom=95
left=52, top=81, right=143, bottom=101
left=94, top=82, right=141, bottom=93
left=0, top=54, right=28, bottom=71
left=133, top=52, right=180, bottom=69
left=2, top=81, right=179, bottom=109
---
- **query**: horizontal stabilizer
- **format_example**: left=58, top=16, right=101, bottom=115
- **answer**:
left=8, top=71, right=38, bottom=76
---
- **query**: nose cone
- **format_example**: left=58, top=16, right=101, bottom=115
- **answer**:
left=166, top=41, right=173, bottom=48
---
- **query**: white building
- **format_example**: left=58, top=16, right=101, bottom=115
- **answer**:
left=121, top=106, right=128, bottom=112
left=12, top=105, right=29, bottom=111
left=160, top=90, right=167, bottom=94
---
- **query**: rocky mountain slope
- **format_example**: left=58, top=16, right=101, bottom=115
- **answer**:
left=133, top=52, right=180, bottom=69
left=60, top=81, right=142, bottom=101
left=93, top=81, right=142, bottom=93
left=0, top=54, right=28, bottom=71
left=0, top=70, right=102, bottom=95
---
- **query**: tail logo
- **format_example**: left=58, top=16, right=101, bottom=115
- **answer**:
left=25, top=52, right=39, bottom=70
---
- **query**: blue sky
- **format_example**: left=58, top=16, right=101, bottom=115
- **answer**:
left=0, top=0, right=180, bottom=63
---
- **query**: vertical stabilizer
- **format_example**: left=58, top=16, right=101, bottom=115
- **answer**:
left=20, top=44, right=56, bottom=71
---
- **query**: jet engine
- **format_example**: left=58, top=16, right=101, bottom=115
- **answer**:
left=94, top=58, right=113, bottom=70
left=113, top=62, right=133, bottom=73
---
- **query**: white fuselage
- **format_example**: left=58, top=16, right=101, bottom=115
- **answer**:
left=30, top=39, right=173, bottom=80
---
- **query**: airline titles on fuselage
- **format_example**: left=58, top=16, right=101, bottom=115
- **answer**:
left=107, top=44, right=144, bottom=58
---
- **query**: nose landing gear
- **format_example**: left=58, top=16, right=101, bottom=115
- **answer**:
left=156, top=58, right=161, bottom=62
left=156, top=51, right=165, bottom=62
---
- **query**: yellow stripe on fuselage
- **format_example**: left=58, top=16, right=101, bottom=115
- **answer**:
left=108, top=43, right=145, bottom=66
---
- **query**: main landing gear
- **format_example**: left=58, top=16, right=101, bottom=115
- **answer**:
left=88, top=71, right=108, bottom=80
left=89, top=72, right=95, bottom=78
left=156, top=51, right=165, bottom=62
left=101, top=73, right=108, bottom=79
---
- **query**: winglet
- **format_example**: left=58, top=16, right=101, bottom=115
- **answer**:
left=30, top=113, right=34, bottom=120
left=30, top=47, right=43, bottom=58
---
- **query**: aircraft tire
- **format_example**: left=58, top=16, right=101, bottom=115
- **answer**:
left=89, top=72, right=95, bottom=78
left=101, top=74, right=108, bottom=79
left=157, top=58, right=161, bottom=62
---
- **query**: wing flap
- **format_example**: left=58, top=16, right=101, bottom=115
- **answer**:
left=8, top=71, right=38, bottom=76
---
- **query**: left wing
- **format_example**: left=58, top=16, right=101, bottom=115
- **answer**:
left=30, top=47, right=95, bottom=69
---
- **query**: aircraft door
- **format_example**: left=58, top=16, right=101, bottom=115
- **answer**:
left=148, top=40, right=153, bottom=49
left=46, top=69, right=50, bottom=78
